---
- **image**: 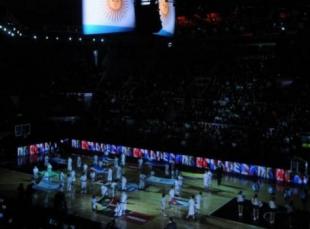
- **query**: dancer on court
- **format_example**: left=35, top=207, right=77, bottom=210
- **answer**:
left=139, top=173, right=146, bottom=190
left=195, top=192, right=202, bottom=216
left=186, top=195, right=196, bottom=220
left=107, top=167, right=113, bottom=184
left=251, top=193, right=262, bottom=221
left=67, top=157, right=72, bottom=172
left=80, top=173, right=87, bottom=194
left=138, top=157, right=143, bottom=170
left=237, top=191, right=245, bottom=217
left=121, top=175, right=127, bottom=191
left=90, top=170, right=96, bottom=183
left=67, top=173, right=73, bottom=192
left=115, top=165, right=122, bottom=181
left=114, top=157, right=119, bottom=168
left=161, top=193, right=167, bottom=216
left=168, top=186, right=176, bottom=206
left=33, top=166, right=39, bottom=180
left=268, top=196, right=277, bottom=224
left=110, top=181, right=117, bottom=198
left=120, top=191, right=128, bottom=215
left=101, top=184, right=108, bottom=197
left=83, top=163, right=88, bottom=174
left=121, top=153, right=126, bottom=167
left=77, top=156, right=82, bottom=169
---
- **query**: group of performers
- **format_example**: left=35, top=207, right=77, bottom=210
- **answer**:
left=33, top=153, right=210, bottom=220
left=32, top=152, right=303, bottom=226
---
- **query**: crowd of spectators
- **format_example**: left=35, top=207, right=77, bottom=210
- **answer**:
left=92, top=40, right=310, bottom=168
left=176, top=0, right=310, bottom=38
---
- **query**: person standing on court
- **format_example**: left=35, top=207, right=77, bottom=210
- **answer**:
left=236, top=191, right=245, bottom=217
left=268, top=196, right=277, bottom=224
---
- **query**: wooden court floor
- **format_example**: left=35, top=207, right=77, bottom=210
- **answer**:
left=0, top=156, right=308, bottom=229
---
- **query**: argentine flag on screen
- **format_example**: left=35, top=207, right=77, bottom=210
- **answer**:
left=83, top=0, right=135, bottom=35
left=156, top=0, right=175, bottom=36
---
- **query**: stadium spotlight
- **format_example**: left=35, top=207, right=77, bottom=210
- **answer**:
left=33, top=35, right=38, bottom=39
left=78, top=37, right=82, bottom=42
left=56, top=36, right=59, bottom=40
left=13, top=27, right=16, bottom=31
left=0, top=25, right=2, bottom=29
left=45, top=36, right=49, bottom=40
left=4, top=28, right=7, bottom=31
left=19, top=33, right=22, bottom=37
left=100, top=38, right=104, bottom=42
left=92, top=38, right=96, bottom=42
left=281, top=26, right=286, bottom=31
left=69, top=37, right=72, bottom=41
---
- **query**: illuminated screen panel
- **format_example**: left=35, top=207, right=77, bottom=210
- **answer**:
left=156, top=0, right=175, bottom=36
left=82, top=0, right=136, bottom=34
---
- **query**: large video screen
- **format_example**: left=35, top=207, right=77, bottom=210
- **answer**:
left=156, top=0, right=176, bottom=36
left=82, top=0, right=136, bottom=34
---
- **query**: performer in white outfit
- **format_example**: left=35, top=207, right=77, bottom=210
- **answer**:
left=174, top=179, right=181, bottom=196
left=116, top=165, right=122, bottom=180
left=91, top=195, right=97, bottom=210
left=207, top=169, right=212, bottom=187
left=268, top=196, right=277, bottom=224
left=98, top=160, right=103, bottom=169
left=186, top=195, right=196, bottom=220
left=83, top=163, right=88, bottom=174
left=203, top=169, right=212, bottom=191
left=121, top=153, right=126, bottom=167
left=120, top=191, right=128, bottom=215
left=33, top=166, right=39, bottom=179
left=101, top=184, right=108, bottom=197
left=71, top=170, right=76, bottom=184
left=195, top=192, right=202, bottom=215
left=161, top=193, right=167, bottom=216
left=121, top=176, right=127, bottom=191
left=67, top=173, right=73, bottom=192
left=251, top=194, right=262, bottom=221
left=114, top=157, right=119, bottom=168
left=67, top=157, right=73, bottom=172
left=168, top=186, right=175, bottom=205
left=107, top=168, right=113, bottom=184
left=47, top=163, right=53, bottom=174
left=93, top=155, right=98, bottom=165
left=110, top=181, right=117, bottom=198
left=90, top=170, right=96, bottom=183
left=44, top=155, right=49, bottom=167
left=138, top=157, right=143, bottom=170
left=58, top=171, right=65, bottom=191
left=178, top=174, right=183, bottom=187
left=237, top=191, right=245, bottom=217
left=114, top=201, right=122, bottom=217
left=203, top=170, right=209, bottom=191
left=80, top=173, right=87, bottom=194
left=139, top=173, right=146, bottom=190
left=77, top=156, right=82, bottom=169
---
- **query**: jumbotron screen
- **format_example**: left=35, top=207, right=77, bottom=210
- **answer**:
left=156, top=0, right=175, bottom=36
left=82, top=0, right=136, bottom=34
